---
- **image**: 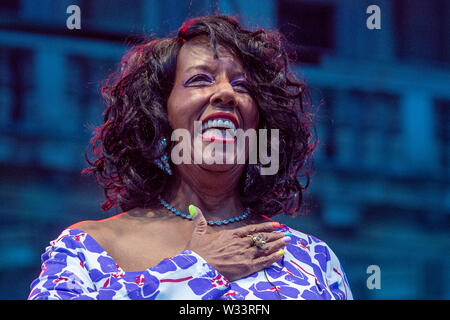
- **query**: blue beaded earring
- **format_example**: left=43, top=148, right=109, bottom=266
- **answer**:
left=154, top=138, right=172, bottom=175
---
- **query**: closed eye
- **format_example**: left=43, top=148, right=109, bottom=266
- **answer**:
left=184, top=74, right=214, bottom=86
left=231, top=80, right=250, bottom=93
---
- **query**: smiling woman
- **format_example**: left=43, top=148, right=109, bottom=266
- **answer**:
left=87, top=15, right=313, bottom=217
left=28, top=14, right=352, bottom=300
left=167, top=35, right=260, bottom=173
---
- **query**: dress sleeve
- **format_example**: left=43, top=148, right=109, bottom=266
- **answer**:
left=325, top=246, right=353, bottom=300
left=28, top=230, right=230, bottom=300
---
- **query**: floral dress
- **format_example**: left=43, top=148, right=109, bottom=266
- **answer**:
left=28, top=225, right=352, bottom=300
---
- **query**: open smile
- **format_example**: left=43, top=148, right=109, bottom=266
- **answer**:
left=200, top=112, right=239, bottom=143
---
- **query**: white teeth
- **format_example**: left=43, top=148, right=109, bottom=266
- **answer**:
left=202, top=118, right=237, bottom=131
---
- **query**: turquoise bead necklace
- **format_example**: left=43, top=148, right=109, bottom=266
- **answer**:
left=158, top=196, right=250, bottom=226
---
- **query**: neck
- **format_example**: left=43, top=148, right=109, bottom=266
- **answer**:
left=164, top=165, right=246, bottom=221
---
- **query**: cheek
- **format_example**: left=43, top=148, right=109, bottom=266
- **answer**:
left=242, top=98, right=259, bottom=129
left=167, top=88, right=205, bottom=129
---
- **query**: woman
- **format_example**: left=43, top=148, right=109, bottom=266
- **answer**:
left=28, top=15, right=352, bottom=300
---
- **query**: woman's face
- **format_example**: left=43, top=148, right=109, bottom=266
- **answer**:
left=167, top=36, right=259, bottom=173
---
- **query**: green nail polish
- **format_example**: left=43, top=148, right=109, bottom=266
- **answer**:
left=188, top=205, right=197, bottom=217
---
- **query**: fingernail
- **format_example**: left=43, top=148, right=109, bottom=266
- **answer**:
left=188, top=205, right=197, bottom=217
left=277, top=249, right=284, bottom=256
left=284, top=232, right=293, bottom=237
left=272, top=221, right=280, bottom=228
left=282, top=236, right=291, bottom=243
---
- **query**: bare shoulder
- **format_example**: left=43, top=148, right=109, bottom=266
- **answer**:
left=66, top=208, right=165, bottom=248
left=68, top=213, right=127, bottom=243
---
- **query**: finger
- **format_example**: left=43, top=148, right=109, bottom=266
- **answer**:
left=245, top=231, right=286, bottom=248
left=252, top=248, right=285, bottom=271
left=264, top=231, right=289, bottom=243
left=252, top=235, right=291, bottom=258
left=234, top=221, right=281, bottom=237
left=190, top=205, right=207, bottom=235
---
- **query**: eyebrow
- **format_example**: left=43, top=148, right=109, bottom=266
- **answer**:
left=184, top=64, right=215, bottom=75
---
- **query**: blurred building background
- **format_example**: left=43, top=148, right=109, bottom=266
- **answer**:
left=0, top=0, right=449, bottom=299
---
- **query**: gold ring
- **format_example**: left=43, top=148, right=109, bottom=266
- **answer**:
left=248, top=233, right=267, bottom=249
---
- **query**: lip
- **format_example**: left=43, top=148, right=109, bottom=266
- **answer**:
left=201, top=134, right=236, bottom=144
left=201, top=112, right=240, bottom=129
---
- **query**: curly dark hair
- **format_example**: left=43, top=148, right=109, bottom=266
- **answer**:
left=82, top=14, right=317, bottom=218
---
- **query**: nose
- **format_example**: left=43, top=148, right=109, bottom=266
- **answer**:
left=210, top=81, right=237, bottom=108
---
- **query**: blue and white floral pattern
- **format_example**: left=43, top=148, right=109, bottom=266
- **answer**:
left=28, top=226, right=352, bottom=300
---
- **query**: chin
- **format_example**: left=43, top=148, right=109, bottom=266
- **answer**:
left=198, top=152, right=239, bottom=171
